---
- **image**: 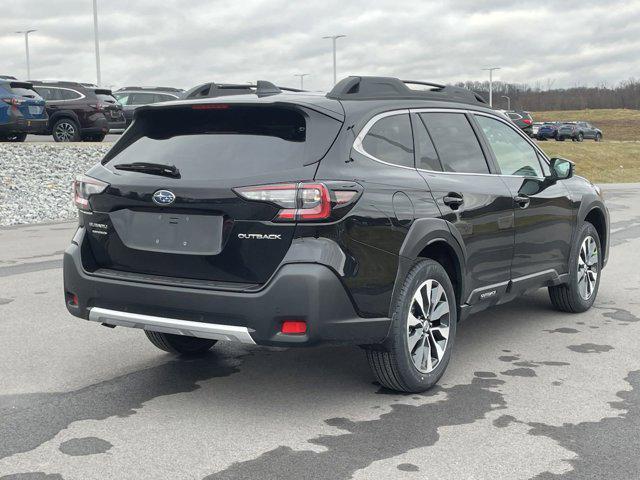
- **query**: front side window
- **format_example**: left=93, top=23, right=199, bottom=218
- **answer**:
left=420, top=112, right=489, bottom=174
left=113, top=93, right=129, bottom=104
left=361, top=113, right=414, bottom=167
left=475, top=115, right=543, bottom=177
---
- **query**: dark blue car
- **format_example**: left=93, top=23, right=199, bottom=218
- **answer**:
left=0, top=79, right=48, bottom=142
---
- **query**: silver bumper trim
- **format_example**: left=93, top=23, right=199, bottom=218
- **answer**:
left=88, top=307, right=256, bottom=344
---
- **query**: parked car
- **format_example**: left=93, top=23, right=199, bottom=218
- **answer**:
left=63, top=76, right=609, bottom=393
left=31, top=81, right=126, bottom=142
left=576, top=122, right=602, bottom=142
left=531, top=121, right=543, bottom=137
left=536, top=122, right=561, bottom=140
left=182, top=81, right=303, bottom=99
left=0, top=79, right=48, bottom=142
left=113, top=87, right=183, bottom=127
left=505, top=110, right=533, bottom=136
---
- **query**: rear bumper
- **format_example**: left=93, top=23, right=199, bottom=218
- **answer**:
left=0, top=117, right=48, bottom=134
left=63, top=229, right=390, bottom=347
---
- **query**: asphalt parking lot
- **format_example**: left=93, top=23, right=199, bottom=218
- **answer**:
left=0, top=184, right=639, bottom=480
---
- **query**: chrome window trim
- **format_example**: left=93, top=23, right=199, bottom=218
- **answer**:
left=352, top=107, right=552, bottom=179
left=352, top=109, right=415, bottom=171
left=37, top=85, right=86, bottom=102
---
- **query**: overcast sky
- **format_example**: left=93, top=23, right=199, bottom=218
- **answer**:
left=2, top=0, right=639, bottom=91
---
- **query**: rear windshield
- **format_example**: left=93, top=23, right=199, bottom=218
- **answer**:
left=97, top=93, right=118, bottom=103
left=103, top=105, right=342, bottom=179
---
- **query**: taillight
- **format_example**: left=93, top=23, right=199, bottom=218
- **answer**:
left=73, top=175, right=109, bottom=211
left=523, top=119, right=532, bottom=125
left=1, top=97, right=21, bottom=107
left=234, top=182, right=360, bottom=222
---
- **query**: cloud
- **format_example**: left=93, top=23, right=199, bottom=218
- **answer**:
left=1, top=0, right=639, bottom=91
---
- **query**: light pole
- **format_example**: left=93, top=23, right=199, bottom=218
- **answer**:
left=481, top=67, right=500, bottom=107
left=501, top=95, right=511, bottom=110
left=322, top=35, right=346, bottom=86
left=92, top=0, right=101, bottom=86
left=15, top=30, right=36, bottom=79
left=294, top=74, right=309, bottom=90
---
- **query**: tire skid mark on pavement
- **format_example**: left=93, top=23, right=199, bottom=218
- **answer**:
left=0, top=354, right=243, bottom=460
left=201, top=377, right=505, bottom=480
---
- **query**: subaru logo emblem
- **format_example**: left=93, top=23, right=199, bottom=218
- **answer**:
left=152, top=190, right=176, bottom=206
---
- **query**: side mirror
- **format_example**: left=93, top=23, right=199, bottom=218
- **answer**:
left=550, top=157, right=574, bottom=180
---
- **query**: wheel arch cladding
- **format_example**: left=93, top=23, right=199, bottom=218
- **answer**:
left=50, top=110, right=80, bottom=128
left=584, top=207, right=607, bottom=255
left=392, top=218, right=466, bottom=315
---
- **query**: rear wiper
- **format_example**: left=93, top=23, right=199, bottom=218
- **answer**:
left=114, top=162, right=181, bottom=179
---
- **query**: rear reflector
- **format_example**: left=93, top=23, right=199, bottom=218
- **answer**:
left=281, top=321, right=307, bottom=334
left=66, top=292, right=79, bottom=306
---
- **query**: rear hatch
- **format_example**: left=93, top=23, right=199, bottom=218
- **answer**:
left=9, top=82, right=46, bottom=119
left=94, top=89, right=125, bottom=123
left=82, top=100, right=343, bottom=286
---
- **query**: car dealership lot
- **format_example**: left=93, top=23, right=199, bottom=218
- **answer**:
left=0, top=184, right=638, bottom=479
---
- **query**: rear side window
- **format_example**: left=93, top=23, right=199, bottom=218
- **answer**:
left=60, top=89, right=82, bottom=100
left=420, top=113, right=489, bottom=174
left=103, top=105, right=342, bottom=180
left=361, top=113, right=414, bottom=168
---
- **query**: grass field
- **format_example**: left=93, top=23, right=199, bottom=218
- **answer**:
left=532, top=109, right=640, bottom=141
left=530, top=109, right=639, bottom=182
left=537, top=140, right=640, bottom=184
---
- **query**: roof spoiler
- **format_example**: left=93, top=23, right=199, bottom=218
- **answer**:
left=327, top=76, right=488, bottom=105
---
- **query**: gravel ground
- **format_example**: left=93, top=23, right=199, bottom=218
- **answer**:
left=0, top=144, right=109, bottom=226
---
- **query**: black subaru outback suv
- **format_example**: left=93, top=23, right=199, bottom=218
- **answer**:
left=63, top=77, right=609, bottom=393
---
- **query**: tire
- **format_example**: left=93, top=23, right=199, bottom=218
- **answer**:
left=549, top=222, right=601, bottom=313
left=52, top=118, right=81, bottom=142
left=2, top=132, right=27, bottom=142
left=365, top=259, right=457, bottom=393
left=144, top=331, right=217, bottom=356
left=595, top=133, right=602, bottom=142
left=577, top=133, right=584, bottom=142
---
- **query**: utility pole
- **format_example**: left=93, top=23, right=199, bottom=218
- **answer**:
left=92, top=0, right=101, bottom=86
left=482, top=67, right=501, bottom=107
left=501, top=95, right=511, bottom=110
left=15, top=30, right=36, bottom=79
left=322, top=35, right=346, bottom=86
left=294, top=73, right=309, bottom=90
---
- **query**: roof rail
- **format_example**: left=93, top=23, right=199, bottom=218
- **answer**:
left=326, top=76, right=487, bottom=105
left=116, top=86, right=184, bottom=92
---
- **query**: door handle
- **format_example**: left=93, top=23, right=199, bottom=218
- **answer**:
left=443, top=193, right=464, bottom=210
left=514, top=195, right=530, bottom=209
